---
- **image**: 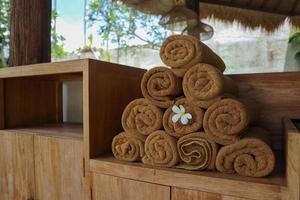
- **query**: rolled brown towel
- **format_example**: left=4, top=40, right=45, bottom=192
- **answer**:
left=190, top=94, right=234, bottom=109
left=203, top=98, right=258, bottom=145
left=112, top=131, right=147, bottom=162
left=160, top=35, right=226, bottom=77
left=163, top=98, right=204, bottom=138
left=141, top=67, right=182, bottom=108
left=122, top=98, right=163, bottom=135
left=177, top=132, right=218, bottom=170
left=142, top=130, right=179, bottom=167
left=183, top=63, right=238, bottom=108
left=216, top=127, right=275, bottom=177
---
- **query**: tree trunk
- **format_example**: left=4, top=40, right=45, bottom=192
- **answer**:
left=9, top=0, right=51, bottom=66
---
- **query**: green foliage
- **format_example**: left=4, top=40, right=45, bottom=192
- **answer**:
left=288, top=32, right=300, bottom=62
left=0, top=0, right=9, bottom=67
left=51, top=10, right=69, bottom=60
left=289, top=32, right=300, bottom=44
left=87, top=0, right=168, bottom=50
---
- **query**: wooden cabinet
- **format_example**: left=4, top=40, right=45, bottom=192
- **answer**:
left=91, top=173, right=170, bottom=200
left=172, top=188, right=248, bottom=200
left=1, top=60, right=299, bottom=200
left=90, top=174, right=251, bottom=200
left=0, top=131, right=35, bottom=200
left=0, top=124, right=84, bottom=200
left=34, top=134, right=84, bottom=200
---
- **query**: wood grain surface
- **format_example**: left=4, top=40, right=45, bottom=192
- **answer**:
left=172, top=187, right=250, bottom=200
left=284, top=118, right=300, bottom=200
left=0, top=131, right=35, bottom=200
left=230, top=72, right=300, bottom=150
left=90, top=156, right=287, bottom=200
left=34, top=134, right=84, bottom=200
left=85, top=60, right=145, bottom=159
left=91, top=173, right=170, bottom=200
left=4, top=78, right=61, bottom=128
left=9, top=0, right=51, bottom=66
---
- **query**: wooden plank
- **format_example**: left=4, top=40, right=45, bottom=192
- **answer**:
left=0, top=59, right=85, bottom=78
left=91, top=173, right=170, bottom=200
left=55, top=81, right=63, bottom=123
left=0, top=131, right=35, bottom=200
left=86, top=60, right=145, bottom=158
left=34, top=134, right=85, bottom=200
left=90, top=157, right=287, bottom=200
left=4, top=78, right=61, bottom=128
left=172, top=187, right=250, bottom=200
left=83, top=59, right=92, bottom=200
left=0, top=80, right=5, bottom=128
left=83, top=60, right=145, bottom=200
left=230, top=72, right=300, bottom=150
left=284, top=118, right=300, bottom=200
left=17, top=123, right=83, bottom=140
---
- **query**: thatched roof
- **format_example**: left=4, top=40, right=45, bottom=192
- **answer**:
left=200, top=1, right=300, bottom=32
left=120, top=0, right=300, bottom=32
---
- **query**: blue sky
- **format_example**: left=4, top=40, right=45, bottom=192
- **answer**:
left=54, top=0, right=85, bottom=22
left=53, top=0, right=87, bottom=51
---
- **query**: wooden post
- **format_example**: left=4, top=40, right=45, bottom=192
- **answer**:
left=9, top=0, right=51, bottom=66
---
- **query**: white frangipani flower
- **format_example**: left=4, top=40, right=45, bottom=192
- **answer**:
left=171, top=105, right=192, bottom=125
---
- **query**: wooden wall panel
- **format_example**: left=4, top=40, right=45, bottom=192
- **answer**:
left=34, top=135, right=84, bottom=200
left=0, top=131, right=35, bottom=200
left=172, top=187, right=250, bottom=200
left=230, top=72, right=300, bottom=150
left=4, top=78, right=62, bottom=128
left=86, top=60, right=145, bottom=158
left=284, top=119, right=300, bottom=200
left=91, top=173, right=170, bottom=200
left=0, top=80, right=5, bottom=128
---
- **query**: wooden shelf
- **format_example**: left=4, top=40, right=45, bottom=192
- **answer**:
left=0, top=59, right=86, bottom=78
left=2, top=123, right=83, bottom=140
left=90, top=154, right=287, bottom=200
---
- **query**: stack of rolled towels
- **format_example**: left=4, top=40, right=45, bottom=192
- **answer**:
left=112, top=35, right=275, bottom=178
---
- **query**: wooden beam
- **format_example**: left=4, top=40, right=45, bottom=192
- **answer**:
left=271, top=0, right=283, bottom=13
left=289, top=0, right=300, bottom=15
left=200, top=0, right=289, bottom=16
left=9, top=0, right=51, bottom=67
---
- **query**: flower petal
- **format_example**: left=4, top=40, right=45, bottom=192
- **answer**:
left=172, top=113, right=181, bottom=123
left=185, top=113, right=192, bottom=119
left=179, top=105, right=185, bottom=113
left=172, top=105, right=181, bottom=114
left=180, top=115, right=189, bottom=125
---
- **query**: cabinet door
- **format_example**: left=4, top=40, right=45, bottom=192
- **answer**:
left=34, top=135, right=85, bottom=200
left=92, top=173, right=170, bottom=200
left=172, top=187, right=249, bottom=200
left=0, top=131, right=35, bottom=200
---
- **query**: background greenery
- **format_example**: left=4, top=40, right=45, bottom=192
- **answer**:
left=0, top=0, right=9, bottom=67
left=87, top=0, right=168, bottom=61
left=51, top=10, right=69, bottom=60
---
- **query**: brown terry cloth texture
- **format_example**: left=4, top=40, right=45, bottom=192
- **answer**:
left=122, top=98, right=163, bottom=135
left=189, top=94, right=235, bottom=109
left=183, top=63, right=238, bottom=106
left=163, top=98, right=204, bottom=138
left=216, top=127, right=275, bottom=177
left=141, top=67, right=182, bottom=108
left=203, top=98, right=258, bottom=145
left=177, top=132, right=218, bottom=171
left=160, top=35, right=226, bottom=77
left=142, top=130, right=179, bottom=167
left=112, top=131, right=147, bottom=162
